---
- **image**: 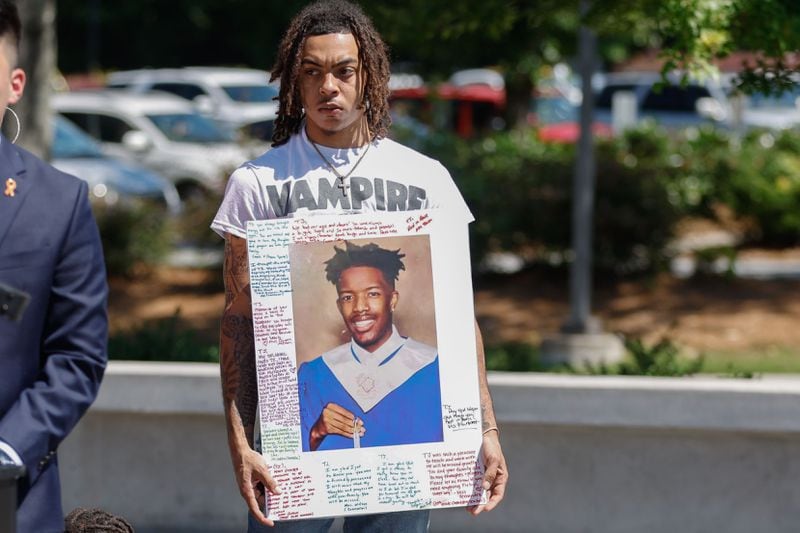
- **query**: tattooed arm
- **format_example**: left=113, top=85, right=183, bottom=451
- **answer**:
left=220, top=234, right=279, bottom=527
left=469, top=321, right=508, bottom=515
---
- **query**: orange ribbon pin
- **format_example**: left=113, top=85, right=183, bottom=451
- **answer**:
left=4, top=178, right=16, bottom=197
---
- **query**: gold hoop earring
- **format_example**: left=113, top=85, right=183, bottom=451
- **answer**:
left=4, top=107, right=20, bottom=144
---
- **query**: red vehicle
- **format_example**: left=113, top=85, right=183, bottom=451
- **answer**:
left=390, top=69, right=612, bottom=143
left=390, top=81, right=506, bottom=139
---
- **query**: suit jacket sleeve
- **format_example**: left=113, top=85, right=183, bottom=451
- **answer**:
left=0, top=180, right=108, bottom=487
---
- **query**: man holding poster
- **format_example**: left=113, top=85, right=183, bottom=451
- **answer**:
left=298, top=240, right=444, bottom=452
left=212, top=1, right=507, bottom=530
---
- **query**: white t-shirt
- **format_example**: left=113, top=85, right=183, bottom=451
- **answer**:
left=211, top=127, right=473, bottom=238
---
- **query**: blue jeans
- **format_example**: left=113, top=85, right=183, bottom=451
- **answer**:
left=247, top=510, right=430, bottom=532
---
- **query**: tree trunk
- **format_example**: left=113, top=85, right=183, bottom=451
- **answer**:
left=14, top=0, right=56, bottom=159
left=503, top=71, right=534, bottom=131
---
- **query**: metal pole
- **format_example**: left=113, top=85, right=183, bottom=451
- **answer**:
left=563, top=0, right=597, bottom=334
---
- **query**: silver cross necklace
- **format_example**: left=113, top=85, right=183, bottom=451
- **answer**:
left=310, top=139, right=372, bottom=197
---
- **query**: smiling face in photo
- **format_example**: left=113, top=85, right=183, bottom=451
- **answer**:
left=336, top=265, right=398, bottom=352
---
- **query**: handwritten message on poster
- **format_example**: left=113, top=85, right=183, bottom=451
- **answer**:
left=247, top=210, right=484, bottom=519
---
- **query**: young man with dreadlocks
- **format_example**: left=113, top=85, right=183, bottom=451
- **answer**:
left=211, top=1, right=507, bottom=530
left=298, top=241, right=443, bottom=453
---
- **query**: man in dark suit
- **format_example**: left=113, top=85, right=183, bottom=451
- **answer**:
left=0, top=1, right=108, bottom=531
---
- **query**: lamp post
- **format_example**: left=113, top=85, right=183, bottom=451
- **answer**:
left=540, top=0, right=624, bottom=365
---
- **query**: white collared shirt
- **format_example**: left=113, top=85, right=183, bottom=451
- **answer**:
left=321, top=326, right=437, bottom=412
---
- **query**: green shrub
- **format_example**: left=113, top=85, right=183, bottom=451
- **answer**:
left=594, top=125, right=684, bottom=273
left=584, top=337, right=704, bottom=377
left=484, top=342, right=544, bottom=372
left=672, top=126, right=800, bottom=245
left=417, top=126, right=685, bottom=273
left=108, top=310, right=219, bottom=362
left=713, top=129, right=800, bottom=244
left=485, top=337, right=703, bottom=376
left=94, top=203, right=173, bottom=278
left=619, top=337, right=704, bottom=376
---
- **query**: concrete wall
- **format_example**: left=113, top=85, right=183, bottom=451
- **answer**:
left=59, top=363, right=800, bottom=533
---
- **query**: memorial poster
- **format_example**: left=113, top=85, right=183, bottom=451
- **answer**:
left=246, top=209, right=484, bottom=520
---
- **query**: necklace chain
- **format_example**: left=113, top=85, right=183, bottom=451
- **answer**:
left=310, top=139, right=371, bottom=197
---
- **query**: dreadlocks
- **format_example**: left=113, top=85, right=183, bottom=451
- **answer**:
left=270, top=0, right=392, bottom=147
left=324, top=241, right=405, bottom=287
left=64, top=507, right=135, bottom=533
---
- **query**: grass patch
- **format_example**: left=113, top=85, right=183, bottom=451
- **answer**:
left=700, top=345, right=800, bottom=375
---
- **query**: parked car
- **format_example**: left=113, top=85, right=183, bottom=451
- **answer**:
left=448, top=68, right=505, bottom=91
left=52, top=90, right=253, bottom=199
left=594, top=72, right=730, bottom=129
left=390, top=77, right=506, bottom=138
left=530, top=87, right=613, bottom=143
left=52, top=115, right=181, bottom=213
left=106, top=67, right=278, bottom=138
left=738, top=87, right=800, bottom=130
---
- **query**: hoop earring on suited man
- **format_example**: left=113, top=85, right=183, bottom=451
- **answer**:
left=4, top=106, right=20, bottom=143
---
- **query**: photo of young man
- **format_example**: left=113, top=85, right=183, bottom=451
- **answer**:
left=295, top=239, right=443, bottom=452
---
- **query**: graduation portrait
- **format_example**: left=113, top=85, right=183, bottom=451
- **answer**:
left=289, top=235, right=443, bottom=452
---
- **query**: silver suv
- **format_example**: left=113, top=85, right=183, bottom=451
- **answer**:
left=52, top=90, right=253, bottom=199
left=107, top=67, right=278, bottom=141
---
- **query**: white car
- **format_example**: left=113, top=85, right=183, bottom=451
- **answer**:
left=738, top=87, right=800, bottom=130
left=52, top=90, right=253, bottom=199
left=106, top=67, right=278, bottom=139
left=52, top=115, right=181, bottom=213
left=594, top=72, right=731, bottom=129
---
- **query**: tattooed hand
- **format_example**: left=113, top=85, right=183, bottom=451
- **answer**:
left=220, top=234, right=278, bottom=524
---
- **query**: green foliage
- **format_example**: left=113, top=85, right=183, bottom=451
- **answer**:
left=57, top=0, right=309, bottom=72
left=418, top=125, right=685, bottom=273
left=486, top=337, right=704, bottom=376
left=483, top=339, right=800, bottom=376
left=108, top=310, right=219, bottom=362
left=618, top=337, right=704, bottom=376
left=669, top=126, right=800, bottom=245
left=370, top=0, right=579, bottom=76
left=590, top=0, right=800, bottom=95
left=94, top=203, right=173, bottom=278
left=484, top=342, right=544, bottom=372
left=55, top=0, right=800, bottom=100
left=714, top=129, right=800, bottom=244
left=594, top=125, right=685, bottom=273
left=579, top=337, right=703, bottom=376
left=413, top=124, right=800, bottom=271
